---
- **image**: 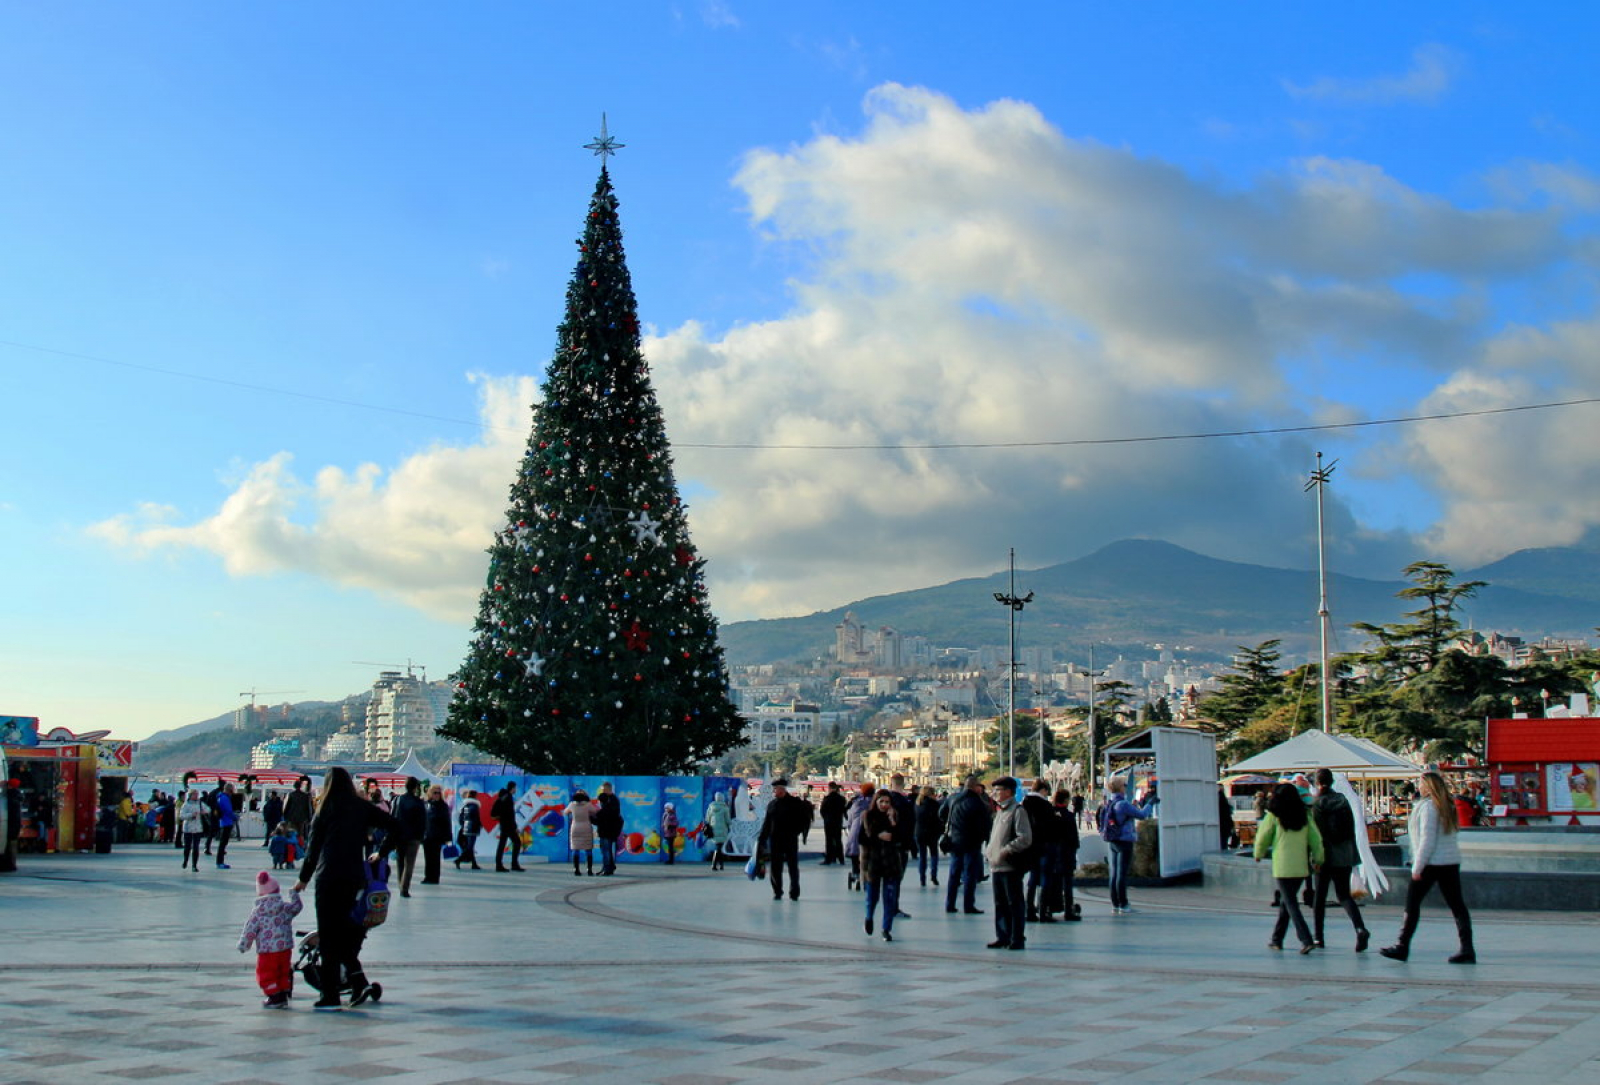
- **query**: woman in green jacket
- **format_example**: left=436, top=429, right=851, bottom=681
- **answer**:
left=1254, top=782, right=1325, bottom=954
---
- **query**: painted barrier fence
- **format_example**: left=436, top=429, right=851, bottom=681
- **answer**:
left=436, top=774, right=745, bottom=864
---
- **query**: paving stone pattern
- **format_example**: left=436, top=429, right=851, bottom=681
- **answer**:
left=2, top=847, right=1598, bottom=1084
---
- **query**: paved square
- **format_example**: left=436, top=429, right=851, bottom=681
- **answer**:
left=2, top=846, right=1598, bottom=1084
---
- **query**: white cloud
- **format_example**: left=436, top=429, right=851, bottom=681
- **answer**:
left=91, top=374, right=537, bottom=622
left=95, top=84, right=1596, bottom=622
left=700, top=0, right=739, bottom=29
left=1406, top=317, right=1600, bottom=562
left=1285, top=43, right=1462, bottom=105
left=1486, top=161, right=1600, bottom=210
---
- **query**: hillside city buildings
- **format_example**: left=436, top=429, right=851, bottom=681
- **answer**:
left=726, top=613, right=1231, bottom=788
left=235, top=618, right=1591, bottom=780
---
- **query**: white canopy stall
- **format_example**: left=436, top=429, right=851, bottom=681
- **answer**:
left=1227, top=730, right=1420, bottom=780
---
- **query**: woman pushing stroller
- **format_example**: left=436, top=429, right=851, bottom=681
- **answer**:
left=292, top=766, right=404, bottom=1011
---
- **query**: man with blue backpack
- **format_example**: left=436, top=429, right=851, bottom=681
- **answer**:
left=1098, top=776, right=1158, bottom=914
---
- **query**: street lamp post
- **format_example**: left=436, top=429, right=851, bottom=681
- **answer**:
left=993, top=548, right=1034, bottom=777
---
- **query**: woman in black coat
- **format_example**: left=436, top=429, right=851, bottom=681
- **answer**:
left=421, top=784, right=452, bottom=886
left=913, top=786, right=942, bottom=887
left=293, top=766, right=403, bottom=1011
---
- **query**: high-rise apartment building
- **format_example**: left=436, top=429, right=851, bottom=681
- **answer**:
left=363, top=672, right=452, bottom=763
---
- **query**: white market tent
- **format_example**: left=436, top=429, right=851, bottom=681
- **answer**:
left=391, top=749, right=437, bottom=781
left=1227, top=729, right=1421, bottom=780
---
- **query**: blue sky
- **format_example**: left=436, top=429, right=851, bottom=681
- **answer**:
left=2, top=2, right=1595, bottom=741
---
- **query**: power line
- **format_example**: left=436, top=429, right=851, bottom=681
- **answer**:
left=679, top=397, right=1600, bottom=450
left=5, top=334, right=1595, bottom=451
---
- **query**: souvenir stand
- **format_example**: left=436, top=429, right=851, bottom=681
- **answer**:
left=1485, top=710, right=1600, bottom=825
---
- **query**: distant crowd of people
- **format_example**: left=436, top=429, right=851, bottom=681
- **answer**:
left=755, top=771, right=1147, bottom=949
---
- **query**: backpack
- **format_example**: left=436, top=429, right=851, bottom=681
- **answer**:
left=350, top=854, right=392, bottom=930
left=1098, top=799, right=1125, bottom=843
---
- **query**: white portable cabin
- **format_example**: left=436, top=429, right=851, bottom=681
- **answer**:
left=1103, top=726, right=1220, bottom=878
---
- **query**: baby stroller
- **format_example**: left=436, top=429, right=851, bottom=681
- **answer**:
left=294, top=929, right=384, bottom=1003
left=295, top=853, right=392, bottom=1004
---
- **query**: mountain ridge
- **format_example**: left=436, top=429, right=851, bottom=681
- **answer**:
left=718, top=538, right=1596, bottom=665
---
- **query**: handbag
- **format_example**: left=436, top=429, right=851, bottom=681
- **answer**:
left=441, top=841, right=461, bottom=861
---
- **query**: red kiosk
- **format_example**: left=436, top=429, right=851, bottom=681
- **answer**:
left=1485, top=715, right=1600, bottom=825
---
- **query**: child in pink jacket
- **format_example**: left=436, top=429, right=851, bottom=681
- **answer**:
left=239, top=871, right=303, bottom=1007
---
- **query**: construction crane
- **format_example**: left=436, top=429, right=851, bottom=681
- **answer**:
left=239, top=688, right=305, bottom=706
left=351, top=660, right=428, bottom=682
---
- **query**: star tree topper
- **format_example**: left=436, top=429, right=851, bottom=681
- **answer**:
left=584, top=114, right=624, bottom=161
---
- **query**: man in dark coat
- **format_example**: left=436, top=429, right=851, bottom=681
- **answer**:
left=284, top=779, right=314, bottom=842
left=393, top=777, right=427, bottom=897
left=942, top=775, right=992, bottom=915
left=1310, top=768, right=1369, bottom=951
left=758, top=778, right=811, bottom=902
left=261, top=790, right=285, bottom=849
left=492, top=783, right=524, bottom=872
left=1021, top=779, right=1060, bottom=922
left=819, top=782, right=848, bottom=866
left=1056, top=787, right=1082, bottom=920
left=594, top=782, right=624, bottom=875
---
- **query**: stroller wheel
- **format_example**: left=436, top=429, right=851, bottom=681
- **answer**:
left=368, top=983, right=383, bottom=1002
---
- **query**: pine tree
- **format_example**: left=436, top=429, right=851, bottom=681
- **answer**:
left=1199, top=640, right=1284, bottom=734
left=439, top=159, right=744, bottom=774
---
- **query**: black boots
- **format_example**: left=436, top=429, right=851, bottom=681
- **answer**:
left=1449, top=921, right=1476, bottom=963
left=1379, top=942, right=1408, bottom=961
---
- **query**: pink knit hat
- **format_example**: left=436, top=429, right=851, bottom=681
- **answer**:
left=256, top=871, right=280, bottom=897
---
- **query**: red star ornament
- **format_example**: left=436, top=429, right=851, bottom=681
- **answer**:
left=622, top=621, right=651, bottom=652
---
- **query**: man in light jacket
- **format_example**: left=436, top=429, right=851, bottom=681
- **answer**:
left=984, top=776, right=1032, bottom=951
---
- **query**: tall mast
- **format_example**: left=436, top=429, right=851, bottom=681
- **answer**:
left=1305, top=453, right=1338, bottom=732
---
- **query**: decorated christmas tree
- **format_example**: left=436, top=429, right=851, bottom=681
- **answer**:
left=440, top=127, right=744, bottom=774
